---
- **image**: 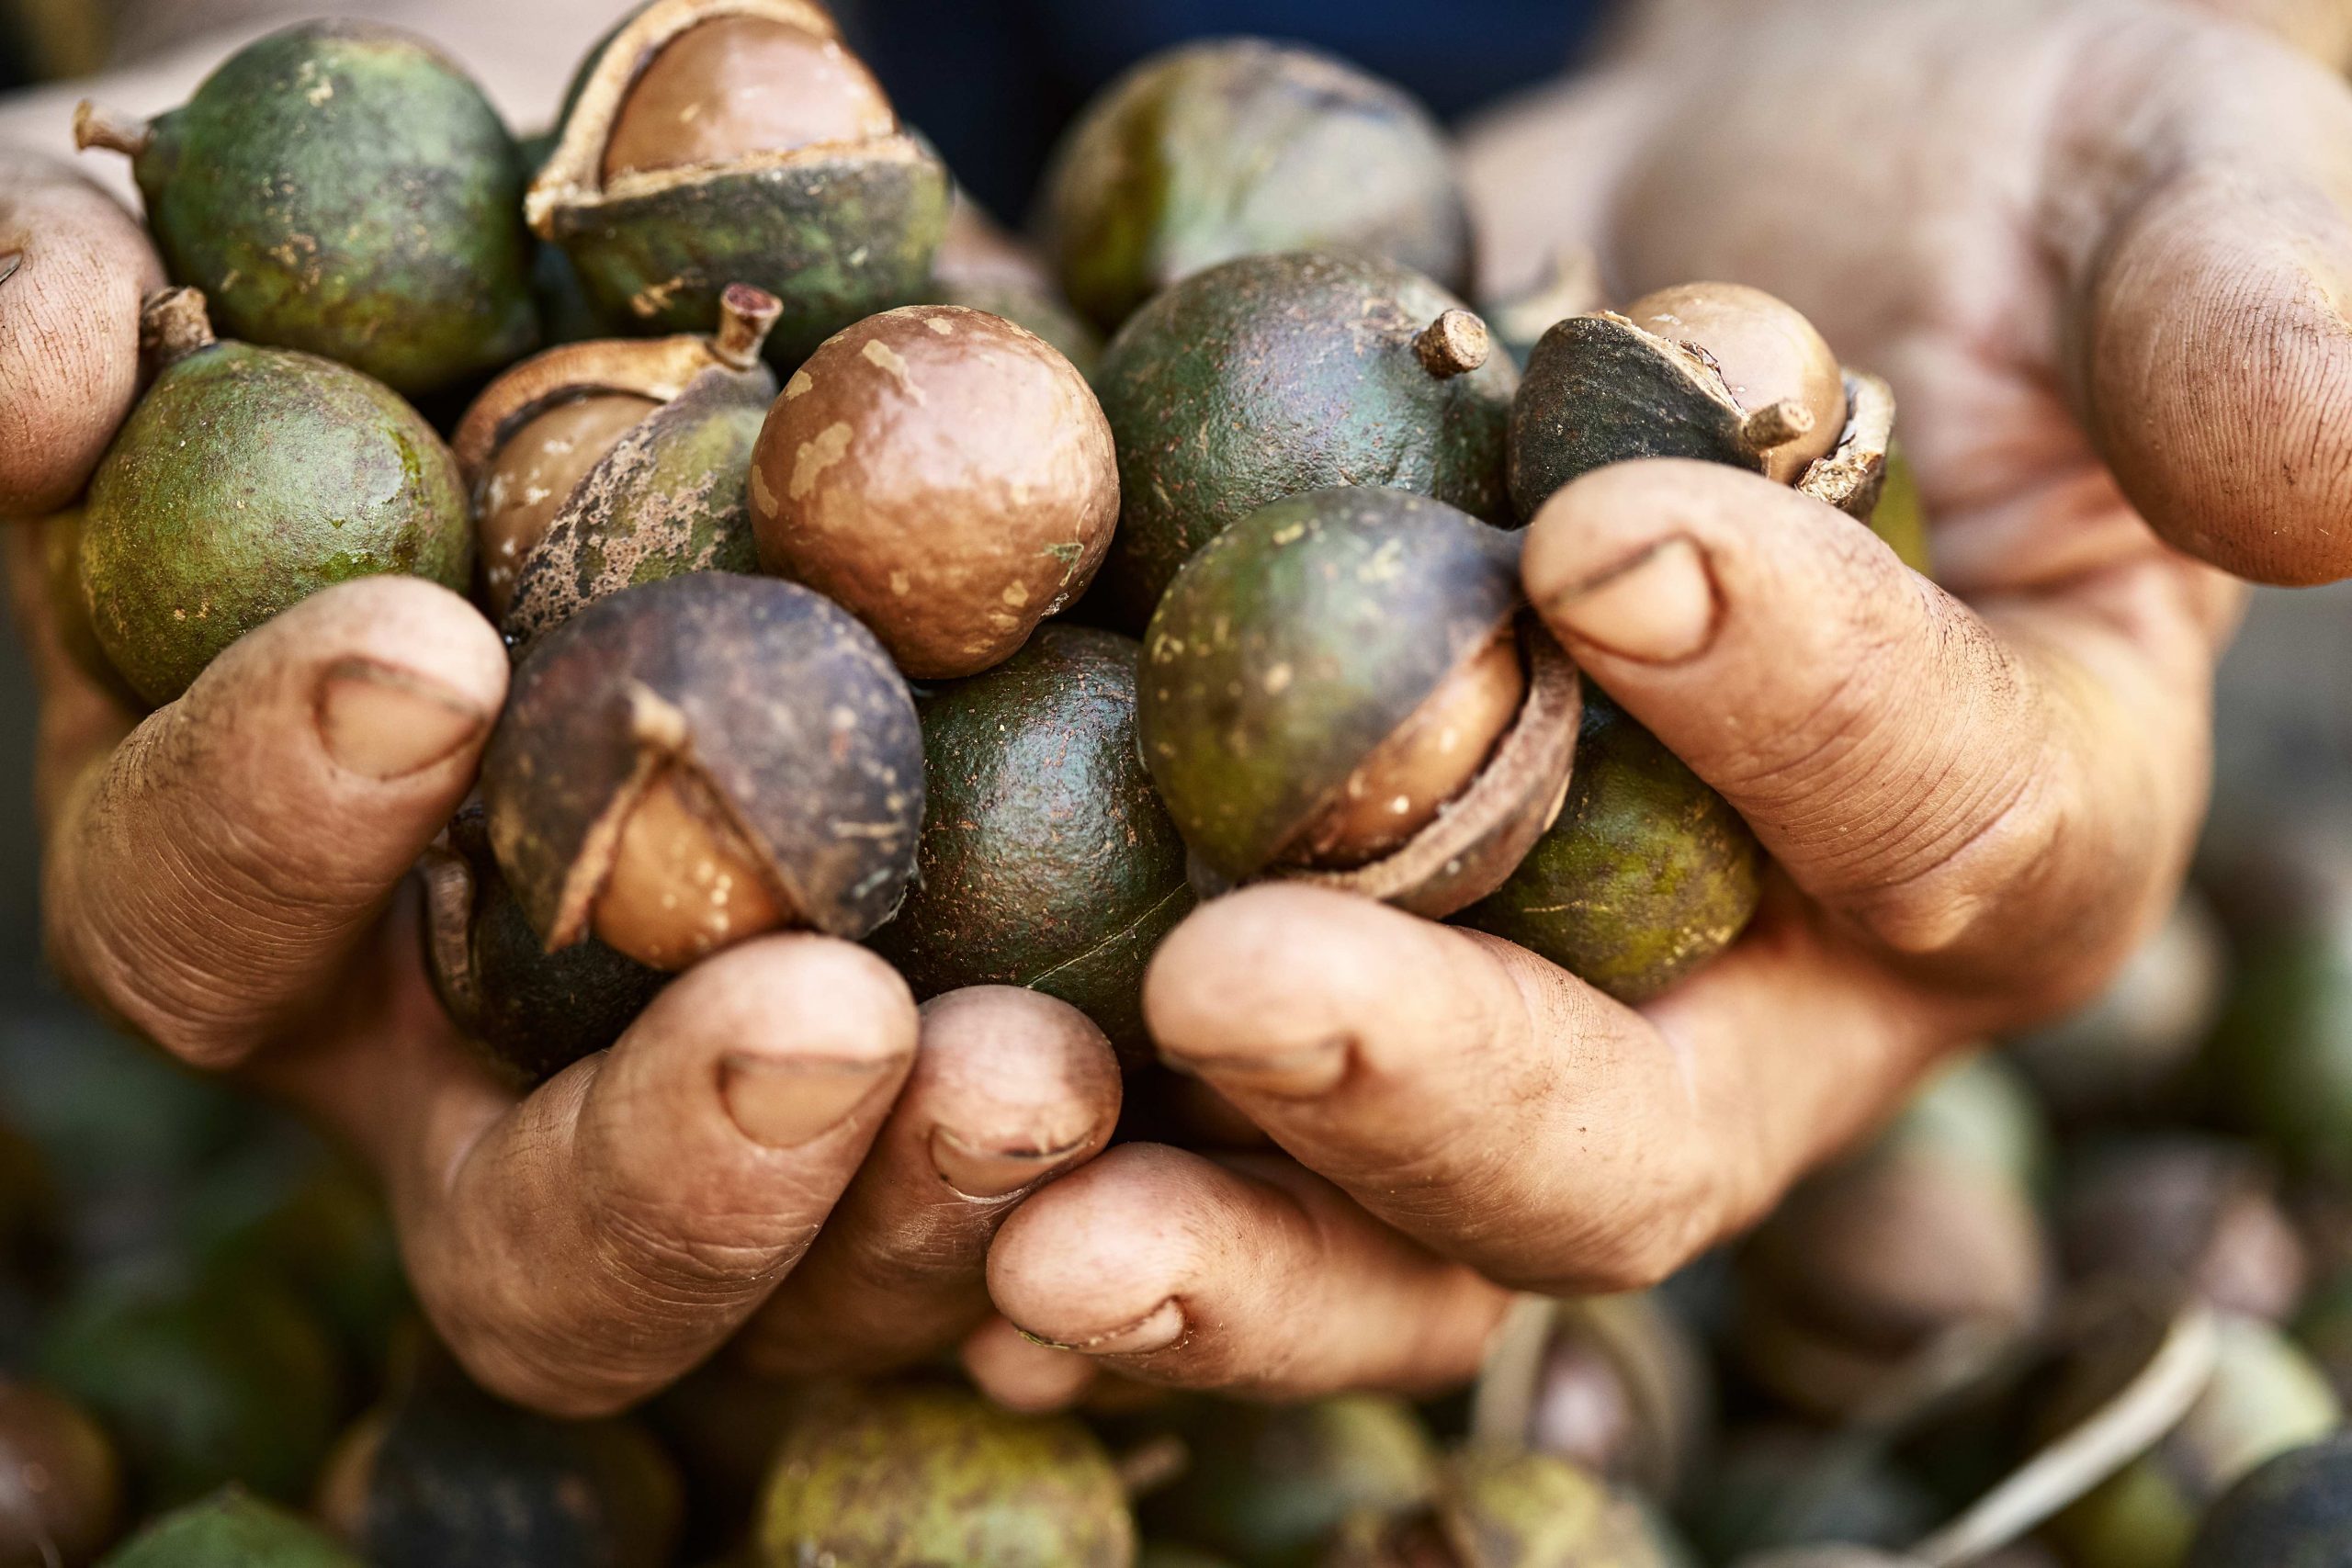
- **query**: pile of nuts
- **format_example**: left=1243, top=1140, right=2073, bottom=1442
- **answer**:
left=14, top=6, right=2348, bottom=1568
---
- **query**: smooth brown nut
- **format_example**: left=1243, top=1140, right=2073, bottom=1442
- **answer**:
left=602, top=15, right=897, bottom=180
left=749, top=304, right=1118, bottom=679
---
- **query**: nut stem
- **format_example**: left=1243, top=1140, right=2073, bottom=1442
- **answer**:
left=712, top=284, right=784, bottom=371
left=1740, top=398, right=1817, bottom=452
left=73, top=101, right=153, bottom=157
left=139, top=288, right=216, bottom=367
left=1415, top=309, right=1492, bottom=378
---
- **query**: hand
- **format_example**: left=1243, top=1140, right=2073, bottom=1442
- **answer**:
left=973, top=0, right=2347, bottom=1405
left=2, top=170, right=1121, bottom=1419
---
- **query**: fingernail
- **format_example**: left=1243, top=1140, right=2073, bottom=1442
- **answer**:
left=930, top=1127, right=1091, bottom=1201
left=721, top=1053, right=896, bottom=1149
left=1537, top=536, right=1719, bottom=663
left=315, top=659, right=486, bottom=781
left=1159, top=1036, right=1351, bottom=1098
left=1018, top=1298, right=1186, bottom=1357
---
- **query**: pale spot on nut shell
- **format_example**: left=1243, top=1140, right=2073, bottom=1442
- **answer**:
left=790, top=422, right=854, bottom=499
left=749, top=459, right=778, bottom=515
left=889, top=570, right=911, bottom=595
left=924, top=315, right=955, bottom=334
left=784, top=368, right=815, bottom=400
left=1001, top=581, right=1030, bottom=608
left=860, top=339, right=924, bottom=402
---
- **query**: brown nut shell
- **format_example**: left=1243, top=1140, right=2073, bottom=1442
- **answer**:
left=476, top=395, right=661, bottom=619
left=1623, top=282, right=1844, bottom=485
left=749, top=303, right=1117, bottom=679
left=481, top=572, right=922, bottom=965
left=601, top=14, right=895, bottom=179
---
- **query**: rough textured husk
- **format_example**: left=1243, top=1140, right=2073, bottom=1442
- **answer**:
left=1036, top=38, right=1472, bottom=332
left=755, top=1382, right=1136, bottom=1567
left=1458, top=690, right=1759, bottom=1003
left=529, top=0, right=948, bottom=367
left=1138, top=488, right=1531, bottom=890
left=337, top=1358, right=682, bottom=1568
left=1139, top=1395, right=1436, bottom=1566
left=423, top=807, right=667, bottom=1088
left=483, top=574, right=922, bottom=948
left=104, top=1491, right=363, bottom=1568
left=867, top=627, right=1192, bottom=1066
left=1325, top=1450, right=1673, bottom=1568
left=80, top=336, right=470, bottom=705
left=1797, top=371, right=1895, bottom=521
left=1094, top=252, right=1517, bottom=633
left=501, top=367, right=773, bottom=656
left=128, top=23, right=536, bottom=395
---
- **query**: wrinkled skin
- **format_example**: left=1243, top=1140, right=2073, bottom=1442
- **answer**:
left=6, top=0, right=2352, bottom=1416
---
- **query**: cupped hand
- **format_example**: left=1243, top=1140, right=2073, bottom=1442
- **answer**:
left=976, top=0, right=2350, bottom=1405
left=2, top=165, right=1121, bottom=1419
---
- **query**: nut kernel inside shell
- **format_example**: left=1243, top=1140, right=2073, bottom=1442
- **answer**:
left=1284, top=626, right=1527, bottom=870
left=1624, top=282, right=1844, bottom=484
left=592, top=765, right=793, bottom=970
left=603, top=16, right=897, bottom=181
left=479, top=393, right=660, bottom=618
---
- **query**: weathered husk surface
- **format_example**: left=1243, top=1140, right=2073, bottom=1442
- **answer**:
left=1138, top=488, right=1546, bottom=900
left=501, top=368, right=773, bottom=656
left=105, top=1491, right=362, bottom=1568
left=1140, top=1394, right=1436, bottom=1566
left=1510, top=312, right=1895, bottom=523
left=756, top=1382, right=1136, bottom=1567
left=528, top=0, right=949, bottom=367
left=868, top=627, right=1193, bottom=1066
left=330, top=1358, right=682, bottom=1568
left=482, top=574, right=923, bottom=949
left=120, top=23, right=536, bottom=396
left=1037, top=38, right=1473, bottom=332
left=81, top=331, right=470, bottom=706
left=1092, top=252, right=1517, bottom=633
left=1458, top=689, right=1759, bottom=1003
left=423, top=807, right=667, bottom=1088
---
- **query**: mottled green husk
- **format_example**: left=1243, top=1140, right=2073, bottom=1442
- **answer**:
left=869, top=627, right=1192, bottom=1064
left=1459, top=691, right=1759, bottom=1002
left=2053, top=1316, right=2341, bottom=1568
left=130, top=24, right=537, bottom=395
left=40, top=506, right=141, bottom=708
left=40, top=1272, right=339, bottom=1507
left=81, top=338, right=469, bottom=705
left=344, top=1363, right=682, bottom=1568
left=1507, top=313, right=1761, bottom=520
left=1325, top=1450, right=1675, bottom=1568
left=1091, top=252, right=1517, bottom=631
left=1138, top=488, right=1523, bottom=885
left=484, top=575, right=923, bottom=947
left=544, top=150, right=949, bottom=369
left=428, top=809, right=667, bottom=1086
left=1141, top=1395, right=1435, bottom=1568
left=102, top=1490, right=361, bottom=1568
left=755, top=1382, right=1136, bottom=1566
left=502, top=367, right=772, bottom=656
left=1038, top=39, right=1471, bottom=332
left=2184, top=1435, right=2352, bottom=1568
